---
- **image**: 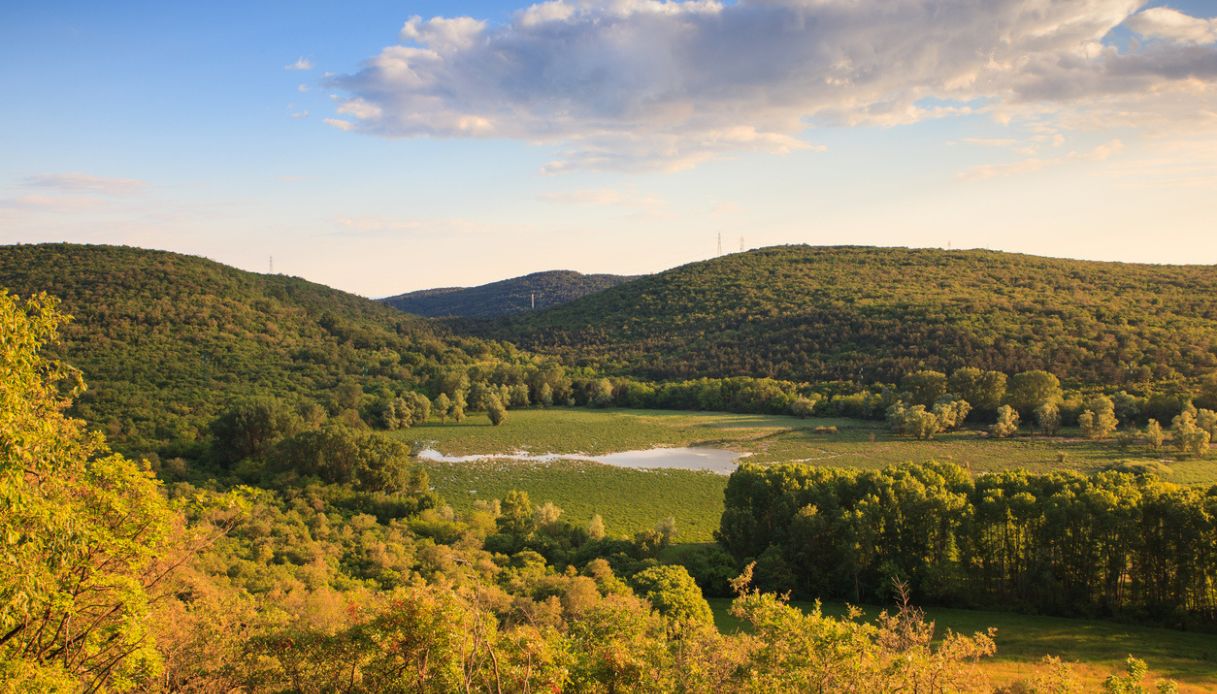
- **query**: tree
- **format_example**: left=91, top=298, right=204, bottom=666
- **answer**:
left=901, top=371, right=949, bottom=408
left=1079, top=395, right=1119, bottom=439
left=433, top=393, right=451, bottom=423
left=588, top=514, right=606, bottom=541
left=210, top=397, right=301, bottom=465
left=991, top=405, right=1020, bottom=438
left=1145, top=419, right=1165, bottom=452
left=589, top=378, right=615, bottom=407
left=790, top=396, right=818, bottom=418
left=486, top=395, right=508, bottom=426
left=631, top=565, right=714, bottom=626
left=949, top=367, right=1008, bottom=413
left=888, top=403, right=944, bottom=440
left=406, top=391, right=432, bottom=425
left=1006, top=371, right=1062, bottom=417
left=0, top=292, right=179, bottom=690
left=1035, top=402, right=1062, bottom=436
left=451, top=391, right=467, bottom=422
left=1172, top=411, right=1211, bottom=457
left=932, top=398, right=972, bottom=431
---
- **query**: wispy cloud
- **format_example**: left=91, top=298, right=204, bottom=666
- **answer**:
left=960, top=139, right=1125, bottom=181
left=23, top=172, right=145, bottom=196
left=327, top=1, right=1217, bottom=172
left=539, top=187, right=663, bottom=211
left=285, top=57, right=313, bottom=71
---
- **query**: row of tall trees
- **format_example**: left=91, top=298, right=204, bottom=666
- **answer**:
left=719, top=461, right=1217, bottom=626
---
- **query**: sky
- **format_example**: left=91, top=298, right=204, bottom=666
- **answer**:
left=1, top=0, right=1216, bottom=297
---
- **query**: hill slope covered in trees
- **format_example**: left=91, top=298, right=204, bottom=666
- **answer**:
left=382, top=269, right=637, bottom=318
left=0, top=244, right=525, bottom=453
left=471, top=246, right=1217, bottom=386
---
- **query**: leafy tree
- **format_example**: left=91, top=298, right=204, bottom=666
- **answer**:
left=1145, top=419, right=1165, bottom=451
left=631, top=565, right=713, bottom=625
left=1007, top=370, right=1062, bottom=417
left=1079, top=395, right=1119, bottom=439
left=1172, top=411, right=1211, bottom=457
left=790, top=395, right=818, bottom=418
left=950, top=367, right=1008, bottom=414
left=587, top=514, right=606, bottom=541
left=1035, top=402, right=1062, bottom=436
left=901, top=370, right=948, bottom=407
left=486, top=395, right=508, bottom=426
left=991, top=405, right=1020, bottom=438
left=433, top=392, right=451, bottom=423
left=210, top=397, right=302, bottom=465
left=0, top=292, right=178, bottom=689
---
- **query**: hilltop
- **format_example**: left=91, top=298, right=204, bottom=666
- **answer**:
left=470, top=245, right=1217, bottom=385
left=0, top=243, right=522, bottom=453
left=382, top=270, right=637, bottom=318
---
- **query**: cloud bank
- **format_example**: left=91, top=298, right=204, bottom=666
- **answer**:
left=328, top=0, right=1217, bottom=171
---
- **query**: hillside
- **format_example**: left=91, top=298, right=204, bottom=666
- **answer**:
left=0, top=243, right=522, bottom=454
left=471, top=245, right=1217, bottom=385
left=382, top=270, right=637, bottom=318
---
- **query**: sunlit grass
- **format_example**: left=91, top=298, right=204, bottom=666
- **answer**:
left=707, top=598, right=1217, bottom=691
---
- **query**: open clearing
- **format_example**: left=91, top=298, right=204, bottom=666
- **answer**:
left=404, top=406, right=1217, bottom=481
left=708, top=598, right=1217, bottom=691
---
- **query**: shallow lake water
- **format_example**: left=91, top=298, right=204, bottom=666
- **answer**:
left=416, top=446, right=744, bottom=474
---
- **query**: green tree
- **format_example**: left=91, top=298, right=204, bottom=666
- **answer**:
left=1079, top=395, right=1119, bottom=439
left=632, top=565, right=714, bottom=626
left=1035, top=402, right=1062, bottom=436
left=433, top=392, right=451, bottom=423
left=210, top=397, right=302, bottom=465
left=1145, top=419, right=1165, bottom=451
left=0, top=292, right=178, bottom=690
left=949, top=367, right=1008, bottom=413
left=486, top=395, right=508, bottom=426
left=991, top=405, right=1020, bottom=438
left=1006, top=371, right=1062, bottom=417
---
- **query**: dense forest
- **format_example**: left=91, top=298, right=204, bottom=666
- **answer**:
left=382, top=270, right=638, bottom=318
left=0, top=244, right=548, bottom=455
left=720, top=462, right=1217, bottom=626
left=471, top=246, right=1217, bottom=386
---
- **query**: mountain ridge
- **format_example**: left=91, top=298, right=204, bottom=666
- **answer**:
left=382, top=269, right=638, bottom=318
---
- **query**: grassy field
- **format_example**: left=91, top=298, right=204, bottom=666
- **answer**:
left=402, top=407, right=1215, bottom=482
left=424, top=459, right=726, bottom=541
left=708, top=597, right=1217, bottom=691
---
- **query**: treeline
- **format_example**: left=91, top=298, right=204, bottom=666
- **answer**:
left=477, top=245, right=1217, bottom=386
left=719, top=461, right=1217, bottom=626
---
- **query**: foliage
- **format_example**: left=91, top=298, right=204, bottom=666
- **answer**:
left=0, top=292, right=184, bottom=690
left=718, top=461, right=1217, bottom=625
left=991, top=405, right=1021, bottom=438
left=0, top=244, right=532, bottom=455
left=474, top=246, right=1217, bottom=387
left=383, top=269, right=636, bottom=318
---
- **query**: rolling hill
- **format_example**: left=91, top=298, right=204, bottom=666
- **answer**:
left=382, top=270, right=637, bottom=318
left=469, top=245, right=1217, bottom=386
left=0, top=243, right=523, bottom=454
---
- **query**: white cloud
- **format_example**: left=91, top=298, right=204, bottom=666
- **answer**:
left=285, top=57, right=313, bottom=71
left=1125, top=7, right=1217, bottom=45
left=330, top=0, right=1217, bottom=171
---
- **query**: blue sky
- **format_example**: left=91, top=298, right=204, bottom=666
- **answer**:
left=2, top=1, right=1215, bottom=296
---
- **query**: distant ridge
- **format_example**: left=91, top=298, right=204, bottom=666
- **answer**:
left=382, top=270, right=638, bottom=318
left=469, top=245, right=1217, bottom=385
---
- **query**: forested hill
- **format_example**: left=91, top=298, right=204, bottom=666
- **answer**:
left=382, top=270, right=637, bottom=318
left=0, top=243, right=523, bottom=453
left=470, top=245, right=1217, bottom=386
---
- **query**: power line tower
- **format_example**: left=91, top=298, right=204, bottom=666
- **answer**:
left=530, top=291, right=536, bottom=310
left=739, top=236, right=744, bottom=252
left=269, top=256, right=274, bottom=274
left=717, top=233, right=722, bottom=255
